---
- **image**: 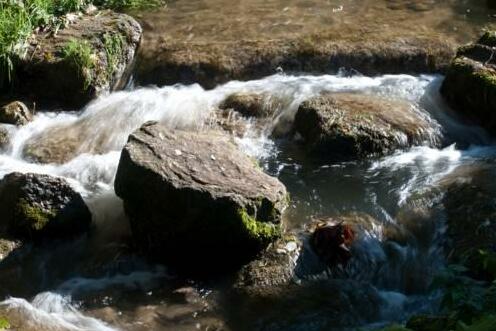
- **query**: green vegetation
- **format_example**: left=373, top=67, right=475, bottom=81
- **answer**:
left=238, top=208, right=281, bottom=242
left=0, top=0, right=87, bottom=88
left=0, top=317, right=9, bottom=330
left=17, top=198, right=55, bottom=232
left=103, top=32, right=123, bottom=79
left=62, top=39, right=95, bottom=89
left=0, top=0, right=163, bottom=89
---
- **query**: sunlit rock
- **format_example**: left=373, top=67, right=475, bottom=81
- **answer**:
left=0, top=172, right=91, bottom=239
left=0, top=101, right=32, bottom=126
left=114, top=122, right=289, bottom=272
left=294, top=93, right=440, bottom=159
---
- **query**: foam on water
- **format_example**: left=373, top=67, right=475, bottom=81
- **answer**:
left=0, top=73, right=489, bottom=330
left=0, top=73, right=445, bottom=196
left=1, top=293, right=118, bottom=331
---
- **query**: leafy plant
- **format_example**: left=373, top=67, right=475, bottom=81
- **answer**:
left=62, top=39, right=95, bottom=89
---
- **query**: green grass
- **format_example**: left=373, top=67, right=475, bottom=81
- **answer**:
left=62, top=39, right=95, bottom=89
left=0, top=0, right=163, bottom=89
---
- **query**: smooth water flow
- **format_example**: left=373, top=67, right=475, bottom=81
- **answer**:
left=1, top=73, right=495, bottom=330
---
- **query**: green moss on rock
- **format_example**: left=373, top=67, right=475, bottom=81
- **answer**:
left=238, top=208, right=281, bottom=242
left=16, top=198, right=55, bottom=231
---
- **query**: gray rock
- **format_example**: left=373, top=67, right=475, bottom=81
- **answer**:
left=114, top=122, right=289, bottom=271
left=0, top=101, right=32, bottom=125
left=294, top=93, right=439, bottom=159
left=0, top=172, right=92, bottom=239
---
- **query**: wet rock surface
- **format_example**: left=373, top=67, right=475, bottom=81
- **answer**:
left=114, top=122, right=288, bottom=271
left=0, top=101, right=32, bottom=126
left=227, top=279, right=384, bottom=331
left=11, top=10, right=142, bottom=109
left=0, top=172, right=92, bottom=239
left=441, top=31, right=496, bottom=135
left=233, top=233, right=301, bottom=296
left=22, top=118, right=101, bottom=164
left=219, top=92, right=282, bottom=118
left=294, top=93, right=439, bottom=159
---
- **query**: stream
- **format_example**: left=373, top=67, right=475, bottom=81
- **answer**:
left=2, top=0, right=496, bottom=330
left=0, top=72, right=494, bottom=330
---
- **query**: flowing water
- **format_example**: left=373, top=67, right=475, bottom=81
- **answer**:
left=1, top=72, right=495, bottom=331
left=2, top=1, right=496, bottom=330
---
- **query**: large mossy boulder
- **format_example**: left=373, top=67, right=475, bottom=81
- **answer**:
left=294, top=93, right=438, bottom=159
left=114, top=122, right=289, bottom=271
left=441, top=31, right=496, bottom=134
left=0, top=172, right=92, bottom=239
left=12, top=10, right=142, bottom=109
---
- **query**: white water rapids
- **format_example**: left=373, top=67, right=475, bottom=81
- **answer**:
left=0, top=73, right=494, bottom=330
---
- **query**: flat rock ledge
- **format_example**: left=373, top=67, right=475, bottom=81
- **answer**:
left=114, top=122, right=289, bottom=272
left=11, top=10, right=142, bottom=109
left=137, top=36, right=455, bottom=89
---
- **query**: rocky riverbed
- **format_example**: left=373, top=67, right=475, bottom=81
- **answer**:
left=2, top=1, right=496, bottom=331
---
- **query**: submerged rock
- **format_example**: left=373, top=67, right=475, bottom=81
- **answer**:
left=114, top=122, right=289, bottom=271
left=219, top=92, right=282, bottom=118
left=12, top=11, right=142, bottom=109
left=294, top=93, right=438, bottom=159
left=22, top=119, right=98, bottom=164
left=227, top=279, right=384, bottom=330
left=0, top=172, right=92, bottom=239
left=0, top=101, right=32, bottom=125
left=441, top=31, right=496, bottom=134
